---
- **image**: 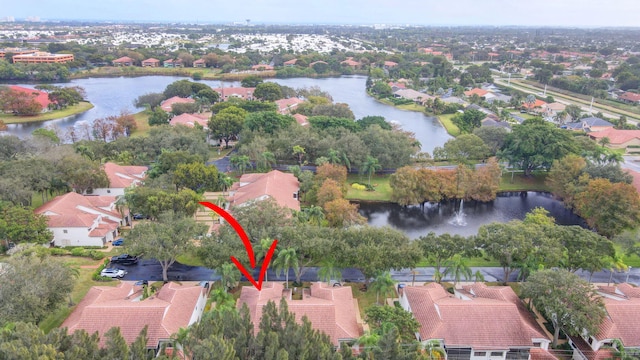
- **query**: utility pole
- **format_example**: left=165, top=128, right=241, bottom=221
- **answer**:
left=543, top=84, right=547, bottom=97
left=590, top=96, right=594, bottom=112
left=508, top=73, right=511, bottom=86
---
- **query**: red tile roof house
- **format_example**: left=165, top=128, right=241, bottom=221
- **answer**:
left=169, top=113, right=209, bottom=129
left=383, top=61, right=398, bottom=69
left=340, top=58, right=361, bottom=69
left=283, top=58, right=298, bottom=66
left=251, top=64, right=274, bottom=71
left=192, top=58, right=206, bottom=68
left=237, top=282, right=364, bottom=348
left=400, top=283, right=552, bottom=360
left=294, top=113, right=310, bottom=127
left=274, top=97, right=305, bottom=114
left=61, top=281, right=209, bottom=354
left=464, top=88, right=496, bottom=100
left=7, top=85, right=53, bottom=112
left=227, top=170, right=300, bottom=212
left=160, top=96, right=196, bottom=112
left=91, top=162, right=147, bottom=197
left=141, top=58, right=160, bottom=67
left=211, top=87, right=255, bottom=101
left=568, top=283, right=640, bottom=360
left=35, top=192, right=126, bottom=247
left=618, top=91, right=640, bottom=104
left=589, top=129, right=640, bottom=154
left=112, top=56, right=135, bottom=66
left=393, top=89, right=434, bottom=105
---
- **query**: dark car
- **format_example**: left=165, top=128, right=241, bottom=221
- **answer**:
left=110, top=254, right=139, bottom=265
left=132, top=213, right=148, bottom=220
left=112, top=238, right=124, bottom=246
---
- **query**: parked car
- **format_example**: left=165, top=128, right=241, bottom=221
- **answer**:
left=112, top=238, right=124, bottom=246
left=132, top=213, right=148, bottom=220
left=110, top=254, right=138, bottom=265
left=100, top=268, right=127, bottom=278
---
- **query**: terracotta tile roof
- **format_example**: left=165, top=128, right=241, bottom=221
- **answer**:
left=237, top=282, right=363, bottom=345
left=383, top=61, right=398, bottom=67
left=142, top=58, right=159, bottom=64
left=61, top=282, right=206, bottom=348
left=212, top=87, right=255, bottom=101
left=88, top=220, right=119, bottom=237
left=8, top=85, right=52, bottom=109
left=404, top=283, right=546, bottom=349
left=169, top=113, right=209, bottom=128
left=530, top=348, right=560, bottom=360
left=192, top=58, right=206, bottom=64
left=283, top=59, right=297, bottom=65
left=228, top=170, right=300, bottom=211
left=619, top=92, right=640, bottom=102
left=103, top=162, right=147, bottom=189
left=274, top=98, right=304, bottom=114
left=594, top=285, right=640, bottom=348
left=251, top=64, right=274, bottom=70
left=341, top=59, right=360, bottom=66
left=522, top=99, right=547, bottom=109
left=589, top=128, right=640, bottom=145
left=160, top=96, right=195, bottom=112
left=294, top=113, right=309, bottom=126
left=113, top=56, right=134, bottom=64
left=35, top=192, right=121, bottom=227
left=464, top=88, right=490, bottom=97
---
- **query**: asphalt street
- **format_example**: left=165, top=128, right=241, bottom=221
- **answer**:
left=119, top=259, right=640, bottom=286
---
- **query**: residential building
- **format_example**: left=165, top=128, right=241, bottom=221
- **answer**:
left=589, top=129, right=640, bottom=153
left=464, top=88, right=495, bottom=100
left=237, top=282, right=364, bottom=347
left=569, top=283, right=640, bottom=360
left=383, top=60, right=398, bottom=69
left=388, top=81, right=407, bottom=92
left=112, top=56, right=135, bottom=66
left=61, top=281, right=210, bottom=353
left=565, top=117, right=614, bottom=133
left=192, top=58, right=206, bottom=68
left=400, top=283, right=551, bottom=360
left=35, top=192, right=126, bottom=247
left=283, top=58, right=297, bottom=66
left=522, top=99, right=548, bottom=111
left=0, top=48, right=38, bottom=59
left=160, top=96, right=195, bottom=112
left=92, top=162, right=147, bottom=197
left=212, top=87, right=255, bottom=101
left=393, top=88, right=434, bottom=105
left=618, top=92, right=640, bottom=104
left=141, top=58, right=160, bottom=67
left=341, top=58, right=361, bottom=69
left=12, top=51, right=74, bottom=64
left=275, top=97, right=304, bottom=114
left=309, top=60, right=328, bottom=68
left=227, top=170, right=300, bottom=211
left=293, top=113, right=310, bottom=126
left=163, top=59, right=183, bottom=68
left=169, top=112, right=209, bottom=127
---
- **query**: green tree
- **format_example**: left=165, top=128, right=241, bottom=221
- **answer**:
left=361, top=156, right=382, bottom=187
left=273, top=247, right=299, bottom=288
left=546, top=154, right=588, bottom=207
left=0, top=255, right=77, bottom=325
left=443, top=254, right=472, bottom=287
left=318, top=258, right=342, bottom=285
left=230, top=154, right=251, bottom=174
left=451, top=109, right=485, bottom=134
left=217, top=263, right=241, bottom=293
left=369, top=271, right=396, bottom=305
left=473, top=126, right=508, bottom=155
left=521, top=269, right=606, bottom=347
left=417, top=232, right=476, bottom=283
left=0, top=203, right=52, bottom=246
left=127, top=213, right=207, bottom=281
left=499, top=118, right=577, bottom=176
left=244, top=111, right=294, bottom=134
left=208, top=106, right=247, bottom=148
left=241, top=75, right=264, bottom=88
left=437, top=134, right=490, bottom=163
left=172, top=162, right=220, bottom=192
left=254, top=82, right=283, bottom=101
left=364, top=305, right=420, bottom=343
left=148, top=107, right=170, bottom=126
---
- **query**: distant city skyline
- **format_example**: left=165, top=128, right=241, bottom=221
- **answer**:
left=3, top=0, right=640, bottom=27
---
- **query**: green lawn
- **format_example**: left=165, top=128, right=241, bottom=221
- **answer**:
left=130, top=111, right=150, bottom=137
left=0, top=102, right=93, bottom=124
left=499, top=172, right=550, bottom=192
left=437, top=114, right=461, bottom=137
left=345, top=282, right=381, bottom=318
left=346, top=174, right=392, bottom=202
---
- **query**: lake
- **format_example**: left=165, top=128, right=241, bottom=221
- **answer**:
left=3, top=75, right=451, bottom=152
left=358, top=191, right=587, bottom=238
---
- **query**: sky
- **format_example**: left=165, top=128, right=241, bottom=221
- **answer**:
left=3, top=0, right=640, bottom=27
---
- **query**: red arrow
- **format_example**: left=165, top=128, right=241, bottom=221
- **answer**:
left=199, top=201, right=277, bottom=290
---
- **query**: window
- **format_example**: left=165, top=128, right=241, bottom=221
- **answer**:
left=63, top=229, right=68, bottom=234
left=474, top=352, right=487, bottom=356
left=490, top=352, right=503, bottom=357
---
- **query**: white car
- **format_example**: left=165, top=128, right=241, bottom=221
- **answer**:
left=100, top=268, right=127, bottom=279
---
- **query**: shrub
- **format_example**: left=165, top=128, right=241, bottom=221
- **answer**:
left=351, top=183, right=367, bottom=191
left=88, top=251, right=106, bottom=260
left=49, top=248, right=69, bottom=256
left=70, top=248, right=85, bottom=257
left=92, top=259, right=113, bottom=282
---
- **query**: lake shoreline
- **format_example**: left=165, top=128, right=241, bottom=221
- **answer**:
left=0, top=101, right=94, bottom=125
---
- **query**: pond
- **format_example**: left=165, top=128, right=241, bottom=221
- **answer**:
left=357, top=191, right=587, bottom=238
left=3, top=75, right=451, bottom=152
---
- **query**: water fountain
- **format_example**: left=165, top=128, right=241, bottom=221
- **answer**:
left=449, top=199, right=467, bottom=226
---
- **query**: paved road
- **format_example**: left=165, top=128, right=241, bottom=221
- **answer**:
left=621, top=156, right=640, bottom=173
left=119, top=260, right=640, bottom=286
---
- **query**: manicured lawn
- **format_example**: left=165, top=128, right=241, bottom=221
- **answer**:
left=345, top=282, right=382, bottom=318
left=176, top=251, right=206, bottom=267
left=615, top=243, right=640, bottom=268
left=0, top=102, right=94, bottom=124
left=130, top=111, right=150, bottom=137
left=437, top=114, right=461, bottom=137
left=499, top=172, right=550, bottom=192
left=346, top=174, right=392, bottom=202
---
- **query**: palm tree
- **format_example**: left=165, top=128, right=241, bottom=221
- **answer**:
left=170, top=327, right=190, bottom=360
left=273, top=247, right=299, bottom=288
left=217, top=263, right=240, bottom=292
left=256, top=238, right=274, bottom=282
left=218, top=175, right=234, bottom=196
left=303, top=205, right=324, bottom=226
left=443, top=254, right=472, bottom=287
left=361, top=156, right=382, bottom=187
left=318, top=258, right=342, bottom=286
left=607, top=254, right=628, bottom=286
left=257, top=151, right=276, bottom=171
left=210, top=287, right=236, bottom=310
left=524, top=94, right=536, bottom=112
left=327, top=148, right=341, bottom=164
left=356, top=331, right=380, bottom=360
left=230, top=155, right=251, bottom=174
left=473, top=269, right=485, bottom=283
left=369, top=271, right=396, bottom=305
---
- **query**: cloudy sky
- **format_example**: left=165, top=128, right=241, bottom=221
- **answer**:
left=4, top=0, right=640, bottom=27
